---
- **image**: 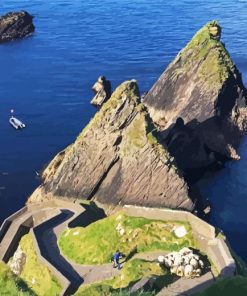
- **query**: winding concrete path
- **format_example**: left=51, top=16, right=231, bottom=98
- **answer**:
left=0, top=200, right=120, bottom=294
left=0, top=200, right=217, bottom=296
left=34, top=208, right=119, bottom=293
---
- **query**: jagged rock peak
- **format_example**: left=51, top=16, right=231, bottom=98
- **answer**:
left=29, top=80, right=194, bottom=212
left=0, top=11, right=35, bottom=43
left=144, top=21, right=247, bottom=169
left=144, top=20, right=246, bottom=126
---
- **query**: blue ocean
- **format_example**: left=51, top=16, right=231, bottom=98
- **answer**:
left=1, top=0, right=247, bottom=260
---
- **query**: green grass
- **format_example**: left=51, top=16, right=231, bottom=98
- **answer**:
left=12, top=233, right=62, bottom=296
left=125, top=113, right=147, bottom=149
left=59, top=212, right=195, bottom=265
left=108, top=259, right=166, bottom=289
left=75, top=258, right=172, bottom=296
left=0, top=261, right=35, bottom=296
left=193, top=276, right=247, bottom=296
left=77, top=80, right=140, bottom=141
left=147, top=132, right=158, bottom=146
left=174, top=20, right=235, bottom=88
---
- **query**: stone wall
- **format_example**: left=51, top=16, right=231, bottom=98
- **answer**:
left=0, top=212, right=32, bottom=262
left=0, top=206, right=28, bottom=243
left=0, top=199, right=85, bottom=296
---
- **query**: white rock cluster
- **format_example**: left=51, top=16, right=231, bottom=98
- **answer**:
left=158, top=248, right=204, bottom=278
left=116, top=223, right=125, bottom=236
left=9, top=246, right=26, bottom=276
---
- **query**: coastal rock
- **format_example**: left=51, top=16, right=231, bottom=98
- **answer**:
left=91, top=76, right=112, bottom=106
left=0, top=11, right=35, bottom=43
left=29, top=80, right=194, bottom=211
left=144, top=21, right=247, bottom=176
left=8, top=246, right=26, bottom=276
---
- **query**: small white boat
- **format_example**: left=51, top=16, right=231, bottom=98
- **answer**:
left=9, top=116, right=26, bottom=130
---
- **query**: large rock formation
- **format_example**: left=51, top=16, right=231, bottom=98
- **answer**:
left=144, top=21, right=247, bottom=178
left=29, top=81, right=194, bottom=211
left=0, top=11, right=35, bottom=43
left=28, top=21, right=247, bottom=213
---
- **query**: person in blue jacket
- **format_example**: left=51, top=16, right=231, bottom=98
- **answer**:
left=113, top=250, right=123, bottom=270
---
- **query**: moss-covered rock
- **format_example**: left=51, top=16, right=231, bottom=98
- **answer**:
left=144, top=21, right=247, bottom=174
left=29, top=80, right=193, bottom=211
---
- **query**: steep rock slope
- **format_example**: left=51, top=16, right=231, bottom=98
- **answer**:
left=29, top=81, right=193, bottom=211
left=0, top=11, right=35, bottom=43
left=144, top=21, right=247, bottom=173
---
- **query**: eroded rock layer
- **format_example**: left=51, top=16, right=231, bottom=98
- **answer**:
left=144, top=21, right=247, bottom=173
left=0, top=11, right=35, bottom=43
left=29, top=81, right=193, bottom=211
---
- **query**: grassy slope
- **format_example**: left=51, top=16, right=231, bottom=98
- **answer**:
left=0, top=261, right=35, bottom=296
left=16, top=233, right=62, bottom=296
left=75, top=258, right=172, bottom=296
left=193, top=276, right=247, bottom=296
left=59, top=212, right=195, bottom=265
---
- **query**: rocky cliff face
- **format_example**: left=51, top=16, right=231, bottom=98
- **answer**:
left=144, top=21, right=247, bottom=178
left=29, top=81, right=194, bottom=211
left=0, top=11, right=35, bottom=43
left=28, top=21, right=247, bottom=213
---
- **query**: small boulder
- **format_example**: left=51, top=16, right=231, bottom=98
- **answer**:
left=176, top=265, right=185, bottom=277
left=190, top=258, right=199, bottom=269
left=0, top=11, right=35, bottom=43
left=173, top=225, right=187, bottom=238
left=9, top=246, right=26, bottom=275
left=157, top=255, right=166, bottom=264
left=184, top=264, right=193, bottom=278
left=91, top=76, right=112, bottom=107
left=116, top=222, right=125, bottom=236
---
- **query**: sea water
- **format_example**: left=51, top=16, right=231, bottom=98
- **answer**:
left=1, top=0, right=247, bottom=260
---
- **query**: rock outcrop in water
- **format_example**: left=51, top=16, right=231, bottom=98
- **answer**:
left=144, top=21, right=247, bottom=179
left=0, top=11, right=35, bottom=43
left=91, top=76, right=112, bottom=107
left=29, top=80, right=194, bottom=211
left=28, top=21, right=247, bottom=214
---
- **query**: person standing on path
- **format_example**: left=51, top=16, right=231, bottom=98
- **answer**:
left=113, top=250, right=123, bottom=270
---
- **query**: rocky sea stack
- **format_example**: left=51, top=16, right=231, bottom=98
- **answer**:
left=0, top=11, right=35, bottom=43
left=29, top=21, right=247, bottom=213
left=30, top=80, right=193, bottom=211
left=144, top=21, right=247, bottom=181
